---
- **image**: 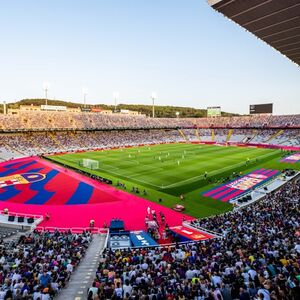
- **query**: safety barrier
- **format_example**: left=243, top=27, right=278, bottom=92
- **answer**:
left=35, top=226, right=109, bottom=234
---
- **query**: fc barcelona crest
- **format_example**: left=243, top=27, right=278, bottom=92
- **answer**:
left=0, top=173, right=46, bottom=188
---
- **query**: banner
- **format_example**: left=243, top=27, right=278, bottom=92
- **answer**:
left=91, top=108, right=102, bottom=112
left=280, top=153, right=300, bottom=164
left=202, top=168, right=280, bottom=202
left=170, top=226, right=213, bottom=241
left=130, top=231, right=158, bottom=247
left=41, top=105, right=67, bottom=111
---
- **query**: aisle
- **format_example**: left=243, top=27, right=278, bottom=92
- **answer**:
left=56, top=234, right=106, bottom=300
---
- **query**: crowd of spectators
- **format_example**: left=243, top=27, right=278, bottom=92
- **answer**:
left=0, top=112, right=300, bottom=132
left=0, top=129, right=183, bottom=159
left=0, top=230, right=92, bottom=299
left=191, top=115, right=300, bottom=129
left=0, top=112, right=188, bottom=131
left=88, top=179, right=300, bottom=300
left=1, top=128, right=300, bottom=161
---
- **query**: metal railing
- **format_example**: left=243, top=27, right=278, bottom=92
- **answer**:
left=35, top=226, right=109, bottom=234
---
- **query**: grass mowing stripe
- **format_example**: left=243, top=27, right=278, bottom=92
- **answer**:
left=160, top=149, right=279, bottom=189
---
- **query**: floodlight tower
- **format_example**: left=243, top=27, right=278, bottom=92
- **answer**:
left=82, top=88, right=88, bottom=107
left=3, top=101, right=7, bottom=115
left=113, top=92, right=119, bottom=112
left=43, top=82, right=50, bottom=106
left=151, top=92, right=157, bottom=118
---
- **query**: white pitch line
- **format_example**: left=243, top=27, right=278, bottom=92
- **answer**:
left=95, top=167, right=163, bottom=188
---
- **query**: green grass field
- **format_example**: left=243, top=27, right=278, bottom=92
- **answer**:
left=47, top=143, right=299, bottom=219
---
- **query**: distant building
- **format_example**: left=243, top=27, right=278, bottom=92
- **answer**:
left=90, top=108, right=113, bottom=114
left=6, top=104, right=144, bottom=116
left=7, top=104, right=81, bottom=115
left=119, top=109, right=142, bottom=116
left=8, top=104, right=48, bottom=114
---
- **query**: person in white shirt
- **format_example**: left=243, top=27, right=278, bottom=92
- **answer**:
left=185, top=268, right=194, bottom=280
left=248, top=268, right=257, bottom=280
left=88, top=282, right=98, bottom=298
left=11, top=271, right=21, bottom=282
left=257, top=288, right=270, bottom=300
left=41, top=293, right=51, bottom=300
left=123, top=279, right=133, bottom=297
left=211, top=273, right=222, bottom=287
left=242, top=271, right=250, bottom=285
left=141, top=261, right=148, bottom=270
left=66, top=262, right=73, bottom=273
left=114, top=282, right=123, bottom=299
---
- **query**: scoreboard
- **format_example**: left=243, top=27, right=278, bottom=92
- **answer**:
left=207, top=106, right=221, bottom=117
left=249, top=103, right=273, bottom=114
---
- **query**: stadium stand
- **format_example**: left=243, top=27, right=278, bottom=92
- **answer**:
left=1, top=1, right=300, bottom=299
left=0, top=227, right=19, bottom=240
left=0, top=230, right=92, bottom=299
left=0, top=112, right=300, bottom=132
left=1, top=126, right=300, bottom=161
left=0, top=112, right=300, bottom=300
left=88, top=178, right=300, bottom=299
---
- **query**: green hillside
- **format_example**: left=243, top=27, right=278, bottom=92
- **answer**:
left=1, top=98, right=237, bottom=118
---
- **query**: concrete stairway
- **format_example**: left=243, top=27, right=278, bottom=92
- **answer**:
left=56, top=234, right=106, bottom=300
left=178, top=129, right=188, bottom=141
left=265, top=129, right=284, bottom=143
left=248, top=129, right=258, bottom=143
left=49, top=132, right=65, bottom=150
left=226, top=129, right=233, bottom=142
left=195, top=128, right=201, bottom=141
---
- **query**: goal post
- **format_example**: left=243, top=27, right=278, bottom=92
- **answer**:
left=79, top=159, right=99, bottom=170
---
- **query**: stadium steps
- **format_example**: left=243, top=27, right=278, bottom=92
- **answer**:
left=71, top=132, right=87, bottom=148
left=67, top=131, right=83, bottom=146
left=195, top=128, right=201, bottom=141
left=56, top=234, right=107, bottom=300
left=49, top=132, right=66, bottom=150
left=29, top=135, right=44, bottom=152
left=178, top=129, right=188, bottom=141
left=226, top=129, right=233, bottom=142
left=5, top=144, right=25, bottom=156
left=279, top=134, right=299, bottom=145
left=265, top=129, right=284, bottom=143
left=211, top=129, right=215, bottom=142
left=248, top=129, right=258, bottom=143
left=1, top=228, right=28, bottom=243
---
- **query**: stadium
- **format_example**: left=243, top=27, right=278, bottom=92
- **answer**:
left=0, top=1, right=299, bottom=300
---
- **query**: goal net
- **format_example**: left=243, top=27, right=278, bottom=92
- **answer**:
left=79, top=159, right=99, bottom=170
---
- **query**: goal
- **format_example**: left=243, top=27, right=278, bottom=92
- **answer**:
left=79, top=159, right=99, bottom=170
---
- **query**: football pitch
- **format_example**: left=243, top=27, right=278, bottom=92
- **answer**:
left=47, top=143, right=292, bottom=218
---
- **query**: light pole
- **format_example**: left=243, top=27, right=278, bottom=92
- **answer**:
left=176, top=111, right=180, bottom=118
left=82, top=88, right=88, bottom=108
left=43, top=82, right=50, bottom=106
left=113, top=92, right=119, bottom=112
left=3, top=101, right=7, bottom=115
left=151, top=92, right=156, bottom=118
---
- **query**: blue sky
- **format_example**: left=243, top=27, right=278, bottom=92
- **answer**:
left=0, top=0, right=299, bottom=115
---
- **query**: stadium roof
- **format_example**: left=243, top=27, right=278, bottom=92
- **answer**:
left=208, top=0, right=300, bottom=67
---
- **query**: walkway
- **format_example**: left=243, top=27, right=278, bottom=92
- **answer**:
left=56, top=234, right=106, bottom=300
